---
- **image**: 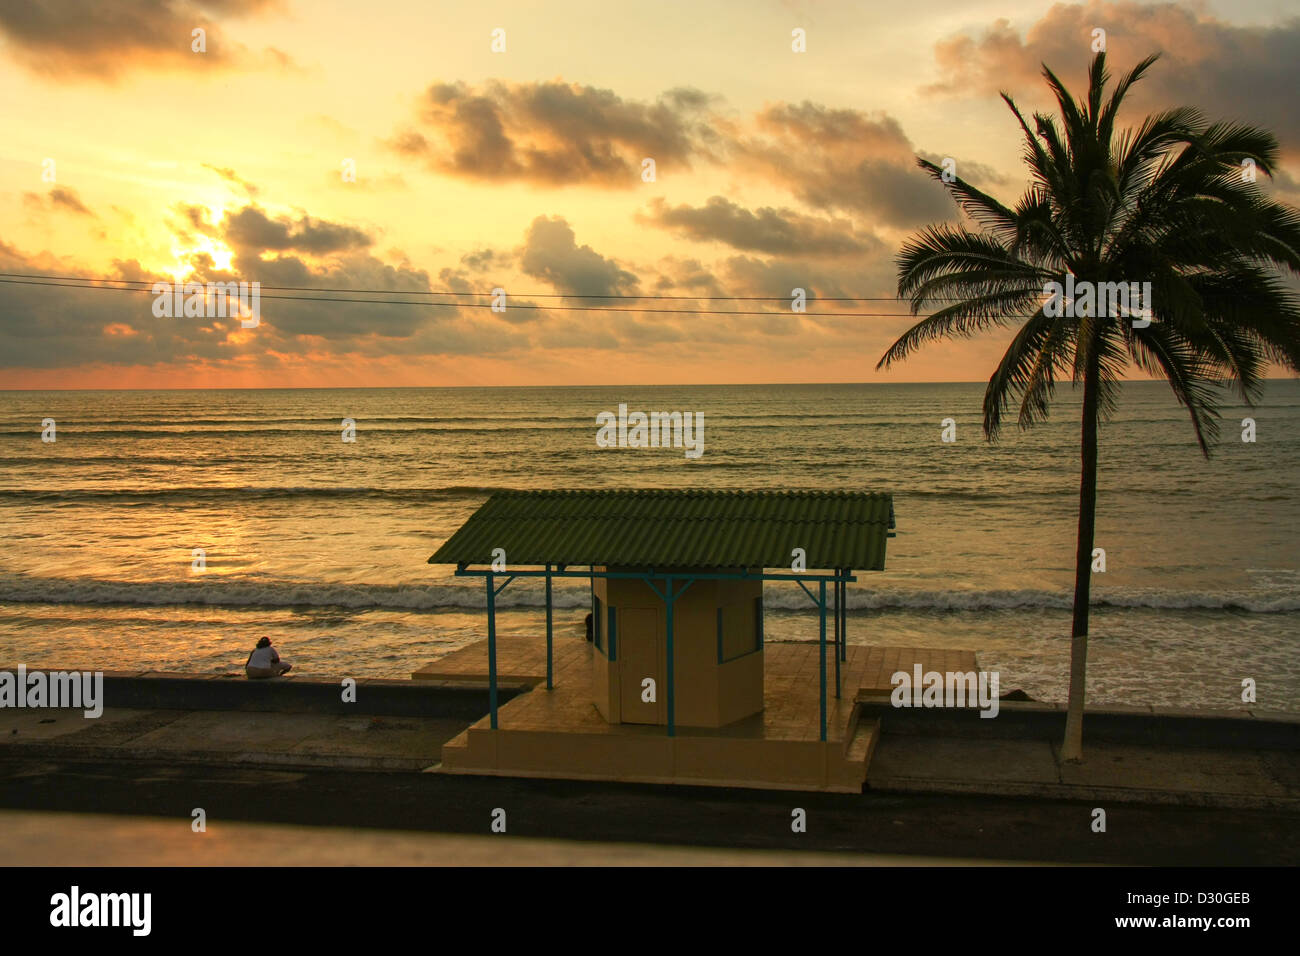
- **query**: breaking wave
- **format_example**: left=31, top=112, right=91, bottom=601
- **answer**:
left=1, top=576, right=1295, bottom=614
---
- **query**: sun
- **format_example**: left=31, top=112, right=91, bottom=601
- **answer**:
left=167, top=223, right=236, bottom=282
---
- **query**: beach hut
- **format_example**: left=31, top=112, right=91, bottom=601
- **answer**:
left=428, top=489, right=894, bottom=741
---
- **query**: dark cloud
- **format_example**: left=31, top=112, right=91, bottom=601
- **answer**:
left=436, top=268, right=475, bottom=295
left=926, top=2, right=1300, bottom=154
left=518, top=216, right=639, bottom=296
left=390, top=80, right=719, bottom=186
left=388, top=77, right=960, bottom=227
left=650, top=256, right=726, bottom=296
left=216, top=205, right=373, bottom=255
left=639, top=196, right=879, bottom=255
left=733, top=103, right=956, bottom=227
left=0, top=207, right=661, bottom=370
left=0, top=240, right=481, bottom=368
left=21, top=187, right=95, bottom=217
left=226, top=253, right=452, bottom=340
left=722, top=255, right=853, bottom=302
left=0, top=0, right=285, bottom=80
left=49, top=187, right=94, bottom=216
left=0, top=241, right=252, bottom=369
left=461, top=248, right=512, bottom=272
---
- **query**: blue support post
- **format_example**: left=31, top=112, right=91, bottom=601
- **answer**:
left=486, top=572, right=498, bottom=729
left=833, top=575, right=841, bottom=699
left=840, top=576, right=848, bottom=662
left=545, top=564, right=554, bottom=690
left=818, top=579, right=827, bottom=742
left=665, top=578, right=675, bottom=738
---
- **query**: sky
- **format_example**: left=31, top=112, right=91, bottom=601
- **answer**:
left=1, top=0, right=1298, bottom=388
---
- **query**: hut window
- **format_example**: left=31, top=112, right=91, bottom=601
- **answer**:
left=593, top=595, right=604, bottom=654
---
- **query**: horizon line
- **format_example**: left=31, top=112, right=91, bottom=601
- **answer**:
left=2, top=378, right=1295, bottom=393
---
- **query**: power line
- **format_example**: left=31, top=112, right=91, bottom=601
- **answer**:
left=1, top=277, right=997, bottom=317
left=0, top=271, right=972, bottom=303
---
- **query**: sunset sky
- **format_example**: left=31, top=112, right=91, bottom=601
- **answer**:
left=2, top=0, right=1298, bottom=388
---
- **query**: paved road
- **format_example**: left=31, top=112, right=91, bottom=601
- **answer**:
left=1, top=755, right=1295, bottom=864
left=0, top=810, right=1007, bottom=866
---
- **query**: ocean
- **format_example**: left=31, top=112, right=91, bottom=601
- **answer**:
left=1, top=381, right=1297, bottom=712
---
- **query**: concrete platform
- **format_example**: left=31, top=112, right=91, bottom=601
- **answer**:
left=0, top=666, right=525, bottom=719
left=420, top=638, right=978, bottom=792
left=0, top=707, right=466, bottom=771
left=865, top=734, right=1300, bottom=809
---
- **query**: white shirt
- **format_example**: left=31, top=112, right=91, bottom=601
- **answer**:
left=248, top=646, right=278, bottom=668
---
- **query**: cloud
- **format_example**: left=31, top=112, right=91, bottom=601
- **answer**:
left=916, top=151, right=1009, bottom=189
left=388, top=76, right=964, bottom=228
left=925, top=2, right=1300, bottom=154
left=390, top=80, right=720, bottom=186
left=650, top=256, right=726, bottom=296
left=0, top=207, right=655, bottom=371
left=722, top=254, right=854, bottom=302
left=0, top=241, right=251, bottom=369
left=517, top=216, right=640, bottom=296
left=203, top=164, right=260, bottom=197
left=0, top=244, right=488, bottom=371
left=638, top=196, right=880, bottom=256
left=460, top=248, right=512, bottom=273
left=732, top=103, right=956, bottom=227
left=22, top=186, right=95, bottom=217
left=0, top=0, right=286, bottom=80
left=215, top=205, right=374, bottom=255
left=225, top=253, right=453, bottom=340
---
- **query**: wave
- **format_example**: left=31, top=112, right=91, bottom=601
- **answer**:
left=764, top=587, right=1300, bottom=613
left=2, top=485, right=1281, bottom=506
left=1, top=578, right=1296, bottom=614
left=0, top=416, right=579, bottom=427
left=0, top=485, right=509, bottom=502
left=0, top=425, right=585, bottom=437
left=0, top=578, right=592, bottom=611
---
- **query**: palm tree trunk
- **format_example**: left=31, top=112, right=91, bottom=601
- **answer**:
left=1061, top=352, right=1101, bottom=762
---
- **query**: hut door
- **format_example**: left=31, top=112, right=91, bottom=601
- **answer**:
left=618, top=607, right=661, bottom=724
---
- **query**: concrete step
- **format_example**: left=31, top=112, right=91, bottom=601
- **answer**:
left=847, top=717, right=880, bottom=768
left=439, top=728, right=474, bottom=768
left=827, top=718, right=877, bottom=791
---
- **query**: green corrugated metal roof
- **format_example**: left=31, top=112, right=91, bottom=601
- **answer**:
left=428, top=489, right=894, bottom=571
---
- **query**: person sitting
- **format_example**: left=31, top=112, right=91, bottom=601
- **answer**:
left=245, top=637, right=292, bottom=679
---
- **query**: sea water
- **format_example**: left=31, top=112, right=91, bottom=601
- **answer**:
left=0, top=381, right=1295, bottom=711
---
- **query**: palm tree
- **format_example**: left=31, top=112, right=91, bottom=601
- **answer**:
left=878, top=52, right=1300, bottom=760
